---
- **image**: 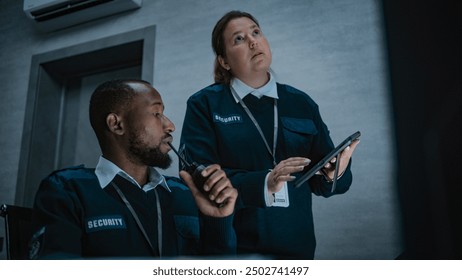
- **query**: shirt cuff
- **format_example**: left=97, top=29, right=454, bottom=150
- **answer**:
left=264, top=172, right=274, bottom=206
left=264, top=172, right=289, bottom=207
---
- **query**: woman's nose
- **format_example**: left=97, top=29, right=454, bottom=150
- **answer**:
left=249, top=37, right=257, bottom=48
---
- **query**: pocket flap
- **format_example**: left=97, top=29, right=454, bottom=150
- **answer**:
left=281, top=117, right=318, bottom=135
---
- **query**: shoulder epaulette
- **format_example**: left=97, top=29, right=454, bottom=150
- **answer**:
left=48, top=164, right=86, bottom=176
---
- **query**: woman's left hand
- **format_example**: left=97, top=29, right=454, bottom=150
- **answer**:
left=320, top=139, right=360, bottom=181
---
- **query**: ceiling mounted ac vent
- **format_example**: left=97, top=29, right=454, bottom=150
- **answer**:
left=23, top=0, right=143, bottom=32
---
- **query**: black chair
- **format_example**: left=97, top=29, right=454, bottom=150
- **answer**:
left=0, top=204, right=34, bottom=260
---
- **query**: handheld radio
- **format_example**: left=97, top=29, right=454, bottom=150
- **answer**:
left=167, top=142, right=209, bottom=195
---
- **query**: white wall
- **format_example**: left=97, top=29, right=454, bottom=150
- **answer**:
left=0, top=0, right=402, bottom=259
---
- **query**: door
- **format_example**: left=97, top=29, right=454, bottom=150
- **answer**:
left=16, top=26, right=156, bottom=207
left=59, top=66, right=141, bottom=169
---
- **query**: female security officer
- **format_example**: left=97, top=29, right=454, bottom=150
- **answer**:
left=179, top=11, right=359, bottom=259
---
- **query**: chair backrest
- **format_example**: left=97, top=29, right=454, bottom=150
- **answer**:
left=0, top=204, right=34, bottom=260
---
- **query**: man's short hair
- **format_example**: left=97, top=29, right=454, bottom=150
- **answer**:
left=89, top=79, right=151, bottom=141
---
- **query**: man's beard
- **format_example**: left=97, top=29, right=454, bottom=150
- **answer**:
left=128, top=131, right=172, bottom=169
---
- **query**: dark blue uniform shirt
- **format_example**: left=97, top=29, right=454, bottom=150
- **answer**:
left=180, top=83, right=353, bottom=259
left=29, top=166, right=236, bottom=259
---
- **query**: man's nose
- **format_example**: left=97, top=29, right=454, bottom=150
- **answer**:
left=163, top=115, right=175, bottom=133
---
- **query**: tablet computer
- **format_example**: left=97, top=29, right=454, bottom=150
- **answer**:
left=294, top=130, right=361, bottom=189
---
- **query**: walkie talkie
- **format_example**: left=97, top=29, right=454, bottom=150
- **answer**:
left=167, top=142, right=209, bottom=195
left=168, top=142, right=225, bottom=208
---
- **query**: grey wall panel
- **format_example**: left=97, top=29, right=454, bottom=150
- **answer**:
left=0, top=0, right=400, bottom=259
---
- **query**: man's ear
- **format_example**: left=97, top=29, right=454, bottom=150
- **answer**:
left=106, top=113, right=124, bottom=135
left=218, top=55, right=230, bottom=71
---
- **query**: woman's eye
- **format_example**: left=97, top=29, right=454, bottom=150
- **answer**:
left=234, top=35, right=244, bottom=44
left=252, top=29, right=261, bottom=36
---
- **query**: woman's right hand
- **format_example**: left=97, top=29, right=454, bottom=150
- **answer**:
left=267, top=157, right=311, bottom=194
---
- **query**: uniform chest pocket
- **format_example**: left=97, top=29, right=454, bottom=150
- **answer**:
left=281, top=117, right=318, bottom=157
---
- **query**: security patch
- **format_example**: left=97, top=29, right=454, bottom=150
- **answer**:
left=85, top=215, right=126, bottom=233
left=213, top=113, right=243, bottom=124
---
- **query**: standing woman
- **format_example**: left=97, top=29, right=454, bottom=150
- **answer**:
left=180, top=10, right=359, bottom=259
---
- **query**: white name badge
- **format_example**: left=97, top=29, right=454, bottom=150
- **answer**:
left=272, top=184, right=290, bottom=207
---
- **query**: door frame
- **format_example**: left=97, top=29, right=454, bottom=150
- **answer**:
left=16, top=25, right=156, bottom=207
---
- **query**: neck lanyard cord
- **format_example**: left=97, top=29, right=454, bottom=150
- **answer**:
left=111, top=182, right=162, bottom=257
left=231, top=87, right=278, bottom=167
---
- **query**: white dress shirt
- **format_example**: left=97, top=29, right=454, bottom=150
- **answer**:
left=95, top=156, right=171, bottom=193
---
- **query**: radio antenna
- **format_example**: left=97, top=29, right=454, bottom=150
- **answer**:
left=168, top=142, right=192, bottom=168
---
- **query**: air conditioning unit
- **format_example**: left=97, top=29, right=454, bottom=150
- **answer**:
left=23, top=0, right=143, bottom=32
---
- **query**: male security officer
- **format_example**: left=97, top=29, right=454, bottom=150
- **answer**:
left=28, top=79, right=237, bottom=259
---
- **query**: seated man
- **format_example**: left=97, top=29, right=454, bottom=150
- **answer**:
left=28, top=79, right=237, bottom=259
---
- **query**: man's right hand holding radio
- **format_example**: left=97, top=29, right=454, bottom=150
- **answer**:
left=180, top=164, right=237, bottom=218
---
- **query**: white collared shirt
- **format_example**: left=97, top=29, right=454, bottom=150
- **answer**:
left=230, top=72, right=279, bottom=102
left=95, top=156, right=171, bottom=193
left=230, top=73, right=289, bottom=208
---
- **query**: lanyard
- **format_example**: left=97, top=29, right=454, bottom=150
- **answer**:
left=111, top=181, right=162, bottom=257
left=231, top=87, right=278, bottom=167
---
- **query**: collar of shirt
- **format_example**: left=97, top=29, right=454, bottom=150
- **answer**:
left=94, top=156, right=171, bottom=193
left=230, top=72, right=278, bottom=103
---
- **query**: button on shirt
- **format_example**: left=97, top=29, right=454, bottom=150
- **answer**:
left=230, top=73, right=290, bottom=208
left=95, top=156, right=171, bottom=192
